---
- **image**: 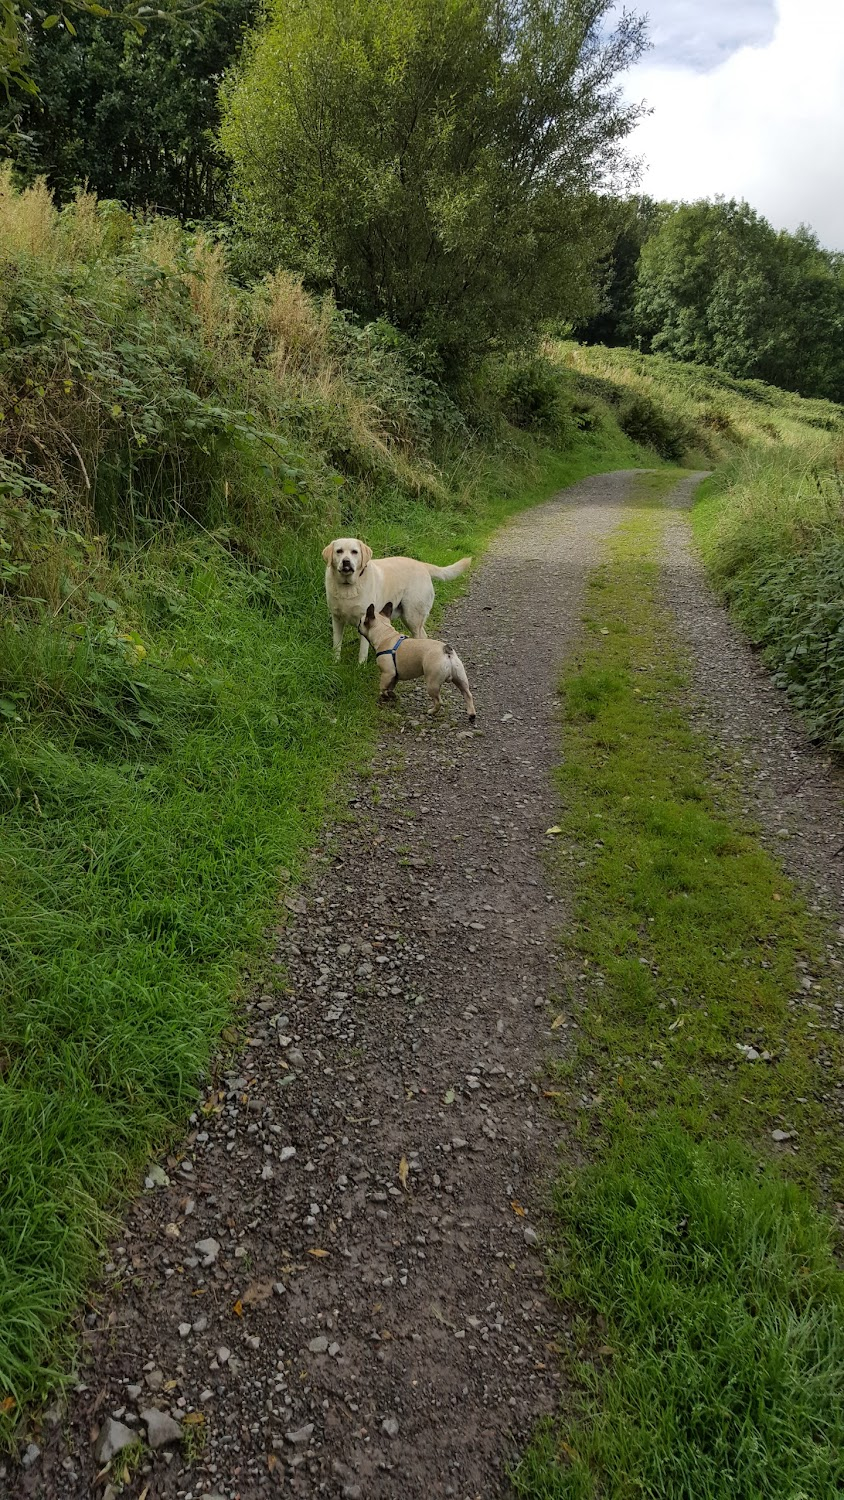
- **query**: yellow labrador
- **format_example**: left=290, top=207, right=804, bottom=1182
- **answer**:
left=322, top=537, right=471, bottom=663
left=359, top=602, right=477, bottom=723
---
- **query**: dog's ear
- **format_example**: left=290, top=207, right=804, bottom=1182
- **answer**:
left=321, top=542, right=334, bottom=564
left=380, top=601, right=393, bottom=617
left=364, top=603, right=376, bottom=621
left=361, top=543, right=373, bottom=568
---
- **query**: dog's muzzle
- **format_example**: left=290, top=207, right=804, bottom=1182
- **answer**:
left=340, top=561, right=355, bottom=575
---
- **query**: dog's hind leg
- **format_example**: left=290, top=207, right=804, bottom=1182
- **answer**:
left=448, top=652, right=477, bottom=724
left=401, top=579, right=435, bottom=638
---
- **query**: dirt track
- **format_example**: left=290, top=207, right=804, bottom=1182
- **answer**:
left=11, top=467, right=844, bottom=1500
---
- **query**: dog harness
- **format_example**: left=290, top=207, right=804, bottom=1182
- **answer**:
left=376, top=636, right=406, bottom=678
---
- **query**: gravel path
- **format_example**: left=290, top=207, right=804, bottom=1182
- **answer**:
left=14, top=470, right=638, bottom=1500
left=661, top=491, right=844, bottom=925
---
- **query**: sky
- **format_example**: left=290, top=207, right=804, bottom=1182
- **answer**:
left=618, top=0, right=844, bottom=250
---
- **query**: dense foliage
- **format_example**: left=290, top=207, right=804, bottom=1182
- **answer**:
left=221, top=0, right=647, bottom=369
left=0, top=0, right=253, bottom=218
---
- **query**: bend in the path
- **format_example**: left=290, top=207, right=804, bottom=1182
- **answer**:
left=18, top=470, right=638, bottom=1500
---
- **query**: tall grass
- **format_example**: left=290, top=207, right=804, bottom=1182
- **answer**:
left=693, top=442, right=844, bottom=748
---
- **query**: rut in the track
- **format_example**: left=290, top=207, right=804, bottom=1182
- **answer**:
left=18, top=471, right=636, bottom=1500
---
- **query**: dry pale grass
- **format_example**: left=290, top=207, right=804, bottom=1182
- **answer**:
left=264, top=270, right=335, bottom=380
left=0, top=164, right=57, bottom=260
left=186, top=236, right=238, bottom=347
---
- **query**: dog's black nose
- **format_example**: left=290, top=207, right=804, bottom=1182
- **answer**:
left=341, top=560, right=354, bottom=572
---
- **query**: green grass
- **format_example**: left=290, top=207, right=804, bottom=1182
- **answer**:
left=515, top=1129, right=844, bottom=1500
left=0, top=426, right=647, bottom=1436
left=691, top=447, right=844, bottom=750
left=513, top=475, right=844, bottom=1499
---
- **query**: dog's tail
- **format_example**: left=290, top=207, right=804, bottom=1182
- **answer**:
left=423, top=556, right=472, bottom=582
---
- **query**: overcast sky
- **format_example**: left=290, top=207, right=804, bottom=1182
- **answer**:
left=618, top=0, right=844, bottom=250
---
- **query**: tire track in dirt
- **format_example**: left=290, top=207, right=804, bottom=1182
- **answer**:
left=14, top=470, right=637, bottom=1500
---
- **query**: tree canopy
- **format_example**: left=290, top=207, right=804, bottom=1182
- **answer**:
left=1, top=0, right=253, bottom=218
left=221, top=0, right=648, bottom=368
left=632, top=199, right=844, bottom=402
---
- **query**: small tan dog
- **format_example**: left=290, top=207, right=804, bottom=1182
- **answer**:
left=359, top=602, right=477, bottom=723
left=322, top=537, right=472, bottom=663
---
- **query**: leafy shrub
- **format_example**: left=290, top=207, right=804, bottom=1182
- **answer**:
left=569, top=395, right=605, bottom=432
left=724, top=538, right=844, bottom=746
left=617, top=391, right=690, bottom=460
left=697, top=443, right=844, bottom=750
left=500, top=356, right=571, bottom=434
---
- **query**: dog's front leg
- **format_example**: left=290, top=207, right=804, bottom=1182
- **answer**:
left=331, top=614, right=344, bottom=661
left=358, top=632, right=370, bottom=665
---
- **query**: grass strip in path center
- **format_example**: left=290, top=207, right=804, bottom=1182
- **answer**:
left=513, top=472, right=844, bottom=1500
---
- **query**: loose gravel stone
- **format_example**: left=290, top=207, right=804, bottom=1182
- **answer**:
left=286, top=1424, right=315, bottom=1446
left=140, top=1408, right=183, bottom=1450
left=93, top=1418, right=136, bottom=1465
left=194, top=1238, right=220, bottom=1266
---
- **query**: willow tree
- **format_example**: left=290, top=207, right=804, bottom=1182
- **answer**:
left=221, top=0, right=647, bottom=368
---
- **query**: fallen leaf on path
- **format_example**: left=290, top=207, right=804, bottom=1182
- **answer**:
left=772, top=892, right=782, bottom=901
left=0, top=1397, right=15, bottom=1414
left=182, top=1412, right=205, bottom=1427
left=550, top=1012, right=566, bottom=1029
left=398, top=1156, right=410, bottom=1192
left=510, top=1200, right=526, bottom=1217
left=443, top=1088, right=456, bottom=1104
left=545, top=825, right=563, bottom=836
left=232, top=1299, right=243, bottom=1317
left=308, top=1248, right=330, bottom=1258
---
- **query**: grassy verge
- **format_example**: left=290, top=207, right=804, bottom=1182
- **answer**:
left=691, top=445, right=844, bottom=751
left=0, top=428, right=645, bottom=1436
left=559, top=340, right=844, bottom=754
left=513, top=474, right=844, bottom=1499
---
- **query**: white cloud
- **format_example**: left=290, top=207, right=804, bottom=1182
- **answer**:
left=642, top=0, right=776, bottom=70
left=622, top=0, right=844, bottom=250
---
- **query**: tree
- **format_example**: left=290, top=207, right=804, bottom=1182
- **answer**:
left=632, top=199, right=844, bottom=402
left=1, top=0, right=207, bottom=100
left=0, top=0, right=254, bottom=218
left=221, top=0, right=648, bottom=369
left=574, top=194, right=663, bottom=346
